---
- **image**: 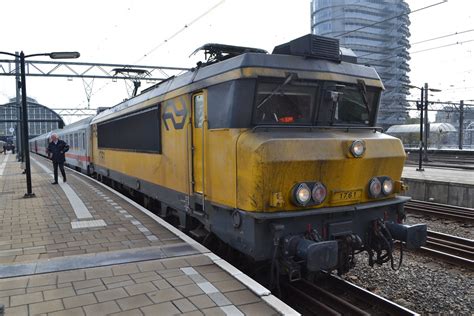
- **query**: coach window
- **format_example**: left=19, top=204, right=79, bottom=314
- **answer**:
left=194, top=94, right=204, bottom=128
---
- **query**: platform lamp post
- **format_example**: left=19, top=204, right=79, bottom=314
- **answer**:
left=406, top=83, right=441, bottom=172
left=423, top=84, right=442, bottom=162
left=406, top=85, right=425, bottom=171
left=0, top=51, right=80, bottom=198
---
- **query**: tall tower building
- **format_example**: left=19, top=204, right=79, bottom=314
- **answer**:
left=311, top=0, right=411, bottom=127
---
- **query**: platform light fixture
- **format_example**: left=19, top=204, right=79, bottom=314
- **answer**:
left=0, top=50, right=80, bottom=198
left=49, top=52, right=80, bottom=59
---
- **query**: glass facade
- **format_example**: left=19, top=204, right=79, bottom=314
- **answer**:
left=311, top=0, right=411, bottom=127
left=0, top=97, right=64, bottom=142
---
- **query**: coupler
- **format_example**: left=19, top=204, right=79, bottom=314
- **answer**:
left=283, top=235, right=338, bottom=272
left=385, top=222, right=427, bottom=249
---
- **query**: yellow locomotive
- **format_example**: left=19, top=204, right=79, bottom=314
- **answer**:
left=86, top=35, right=427, bottom=278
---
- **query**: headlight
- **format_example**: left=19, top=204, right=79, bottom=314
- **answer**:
left=382, top=178, right=394, bottom=195
left=350, top=140, right=365, bottom=158
left=312, top=182, right=327, bottom=205
left=293, top=183, right=311, bottom=206
left=368, top=177, right=382, bottom=198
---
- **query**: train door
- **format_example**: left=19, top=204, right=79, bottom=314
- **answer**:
left=192, top=92, right=205, bottom=194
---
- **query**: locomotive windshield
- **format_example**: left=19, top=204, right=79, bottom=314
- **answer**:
left=252, top=78, right=380, bottom=126
left=324, top=81, right=378, bottom=126
left=253, top=79, right=316, bottom=125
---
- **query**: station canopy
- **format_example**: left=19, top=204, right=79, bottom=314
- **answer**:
left=386, top=123, right=457, bottom=134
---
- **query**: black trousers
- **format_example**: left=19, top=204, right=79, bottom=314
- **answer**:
left=53, top=161, right=66, bottom=182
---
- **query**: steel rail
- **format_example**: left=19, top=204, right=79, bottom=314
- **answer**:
left=417, top=230, right=474, bottom=269
left=405, top=200, right=474, bottom=221
left=325, top=275, right=418, bottom=316
left=408, top=200, right=473, bottom=212
left=282, top=276, right=418, bottom=316
left=405, top=152, right=474, bottom=169
left=405, top=161, right=474, bottom=170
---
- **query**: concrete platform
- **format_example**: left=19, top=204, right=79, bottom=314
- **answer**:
left=402, top=166, right=474, bottom=207
left=0, top=153, right=298, bottom=315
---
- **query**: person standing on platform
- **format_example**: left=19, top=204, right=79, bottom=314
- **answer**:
left=47, top=133, right=69, bottom=184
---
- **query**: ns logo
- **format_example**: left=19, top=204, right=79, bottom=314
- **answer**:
left=162, top=97, right=188, bottom=131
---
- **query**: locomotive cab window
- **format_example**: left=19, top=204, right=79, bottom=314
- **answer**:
left=320, top=81, right=380, bottom=126
left=194, top=94, right=204, bottom=128
left=253, top=81, right=315, bottom=125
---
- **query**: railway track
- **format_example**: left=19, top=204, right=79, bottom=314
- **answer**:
left=282, top=275, right=417, bottom=316
left=61, top=160, right=468, bottom=313
left=418, top=230, right=474, bottom=269
left=405, top=152, right=474, bottom=170
left=405, top=200, right=474, bottom=221
left=405, top=161, right=474, bottom=170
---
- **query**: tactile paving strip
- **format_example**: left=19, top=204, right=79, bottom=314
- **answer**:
left=71, top=219, right=107, bottom=229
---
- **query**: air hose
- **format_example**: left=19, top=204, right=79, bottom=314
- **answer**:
left=368, top=219, right=404, bottom=270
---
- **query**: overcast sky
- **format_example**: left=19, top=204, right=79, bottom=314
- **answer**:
left=0, top=0, right=473, bottom=124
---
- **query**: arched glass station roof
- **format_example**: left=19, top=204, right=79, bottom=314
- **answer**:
left=0, top=97, right=64, bottom=142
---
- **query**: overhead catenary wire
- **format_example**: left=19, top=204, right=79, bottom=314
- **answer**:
left=411, top=29, right=474, bottom=45
left=93, top=1, right=134, bottom=55
left=329, top=0, right=459, bottom=65
left=356, top=28, right=474, bottom=59
left=135, top=0, right=225, bottom=64
left=443, top=86, right=474, bottom=91
left=332, top=0, right=447, bottom=38
left=76, top=0, right=225, bottom=108
left=411, top=38, right=474, bottom=54
left=360, top=38, right=474, bottom=65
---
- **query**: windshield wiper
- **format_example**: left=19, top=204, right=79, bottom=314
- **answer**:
left=326, top=84, right=345, bottom=125
left=256, top=73, right=295, bottom=109
left=357, top=79, right=370, bottom=114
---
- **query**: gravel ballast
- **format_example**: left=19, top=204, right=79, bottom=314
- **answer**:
left=343, top=243, right=473, bottom=314
left=406, top=213, right=473, bottom=239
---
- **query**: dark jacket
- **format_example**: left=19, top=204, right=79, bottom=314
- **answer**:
left=47, top=140, right=69, bottom=163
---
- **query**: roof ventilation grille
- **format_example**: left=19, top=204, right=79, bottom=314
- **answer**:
left=272, top=34, right=341, bottom=62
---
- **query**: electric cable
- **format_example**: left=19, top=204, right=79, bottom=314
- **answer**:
left=357, top=29, right=474, bottom=59
left=363, top=38, right=474, bottom=64
left=136, top=0, right=225, bottom=64
left=333, top=0, right=447, bottom=38
left=76, top=0, right=225, bottom=108
left=412, top=29, right=474, bottom=45
left=411, top=38, right=474, bottom=54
